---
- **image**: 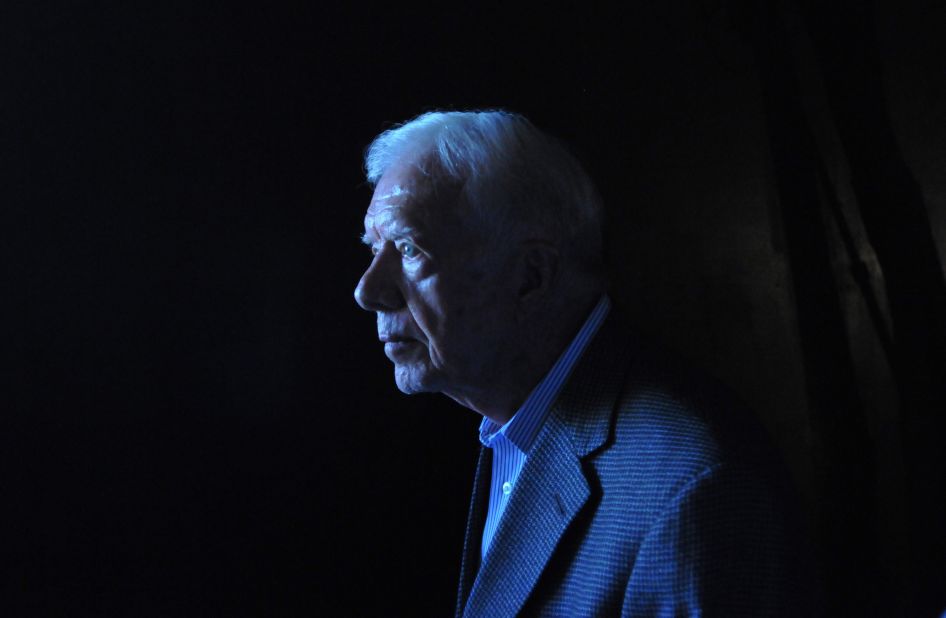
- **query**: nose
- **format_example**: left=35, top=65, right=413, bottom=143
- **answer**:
left=354, top=245, right=404, bottom=312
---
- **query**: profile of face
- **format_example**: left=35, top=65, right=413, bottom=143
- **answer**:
left=354, top=161, right=518, bottom=405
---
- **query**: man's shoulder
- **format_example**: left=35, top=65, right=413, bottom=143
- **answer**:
left=551, top=307, right=781, bottom=473
left=571, top=321, right=797, bottom=532
left=615, top=338, right=764, bottom=459
left=567, top=310, right=781, bottom=479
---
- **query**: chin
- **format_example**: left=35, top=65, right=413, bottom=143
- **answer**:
left=393, top=364, right=436, bottom=395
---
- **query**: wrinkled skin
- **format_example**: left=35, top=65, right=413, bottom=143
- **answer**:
left=354, top=162, right=521, bottom=413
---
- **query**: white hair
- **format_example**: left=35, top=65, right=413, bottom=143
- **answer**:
left=364, top=110, right=605, bottom=275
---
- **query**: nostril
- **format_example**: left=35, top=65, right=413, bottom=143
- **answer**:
left=354, top=275, right=373, bottom=311
left=355, top=260, right=403, bottom=312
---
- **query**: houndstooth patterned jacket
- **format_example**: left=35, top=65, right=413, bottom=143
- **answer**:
left=456, top=313, right=813, bottom=617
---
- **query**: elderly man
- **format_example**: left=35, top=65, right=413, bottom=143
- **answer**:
left=354, top=110, right=808, bottom=617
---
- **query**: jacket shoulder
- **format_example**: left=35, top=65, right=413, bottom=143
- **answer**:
left=591, top=321, right=784, bottom=493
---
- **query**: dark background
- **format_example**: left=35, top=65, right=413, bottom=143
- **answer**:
left=4, top=1, right=945, bottom=616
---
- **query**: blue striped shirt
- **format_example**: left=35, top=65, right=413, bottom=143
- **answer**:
left=478, top=295, right=611, bottom=560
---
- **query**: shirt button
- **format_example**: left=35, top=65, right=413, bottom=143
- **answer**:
left=502, top=481, right=512, bottom=495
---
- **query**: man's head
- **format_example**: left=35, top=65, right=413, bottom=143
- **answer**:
left=354, top=110, right=606, bottom=418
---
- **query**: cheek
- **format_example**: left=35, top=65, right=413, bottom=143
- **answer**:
left=405, top=269, right=513, bottom=368
left=443, top=288, right=509, bottom=351
left=406, top=282, right=465, bottom=358
left=415, top=278, right=446, bottom=314
left=402, top=277, right=450, bottom=351
left=463, top=270, right=509, bottom=323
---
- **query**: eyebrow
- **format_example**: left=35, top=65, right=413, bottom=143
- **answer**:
left=374, top=185, right=409, bottom=200
left=359, top=225, right=418, bottom=246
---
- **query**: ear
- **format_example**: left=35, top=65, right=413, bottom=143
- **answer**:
left=514, top=240, right=559, bottom=319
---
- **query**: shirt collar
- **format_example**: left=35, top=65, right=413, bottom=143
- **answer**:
left=478, top=294, right=612, bottom=453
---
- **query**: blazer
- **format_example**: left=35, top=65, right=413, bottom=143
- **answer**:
left=455, top=312, right=811, bottom=617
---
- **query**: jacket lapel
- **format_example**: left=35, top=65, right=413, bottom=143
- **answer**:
left=458, top=313, right=635, bottom=617
left=461, top=414, right=590, bottom=618
left=455, top=446, right=491, bottom=617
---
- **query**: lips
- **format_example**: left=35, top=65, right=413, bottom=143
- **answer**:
left=377, top=321, right=423, bottom=361
left=381, top=335, right=421, bottom=361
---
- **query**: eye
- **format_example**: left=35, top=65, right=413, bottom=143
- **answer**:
left=397, top=241, right=419, bottom=259
left=370, top=245, right=380, bottom=256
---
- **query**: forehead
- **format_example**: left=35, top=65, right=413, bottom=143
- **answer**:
left=364, top=162, right=464, bottom=237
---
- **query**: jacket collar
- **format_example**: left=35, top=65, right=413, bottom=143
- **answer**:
left=456, top=312, right=635, bottom=617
